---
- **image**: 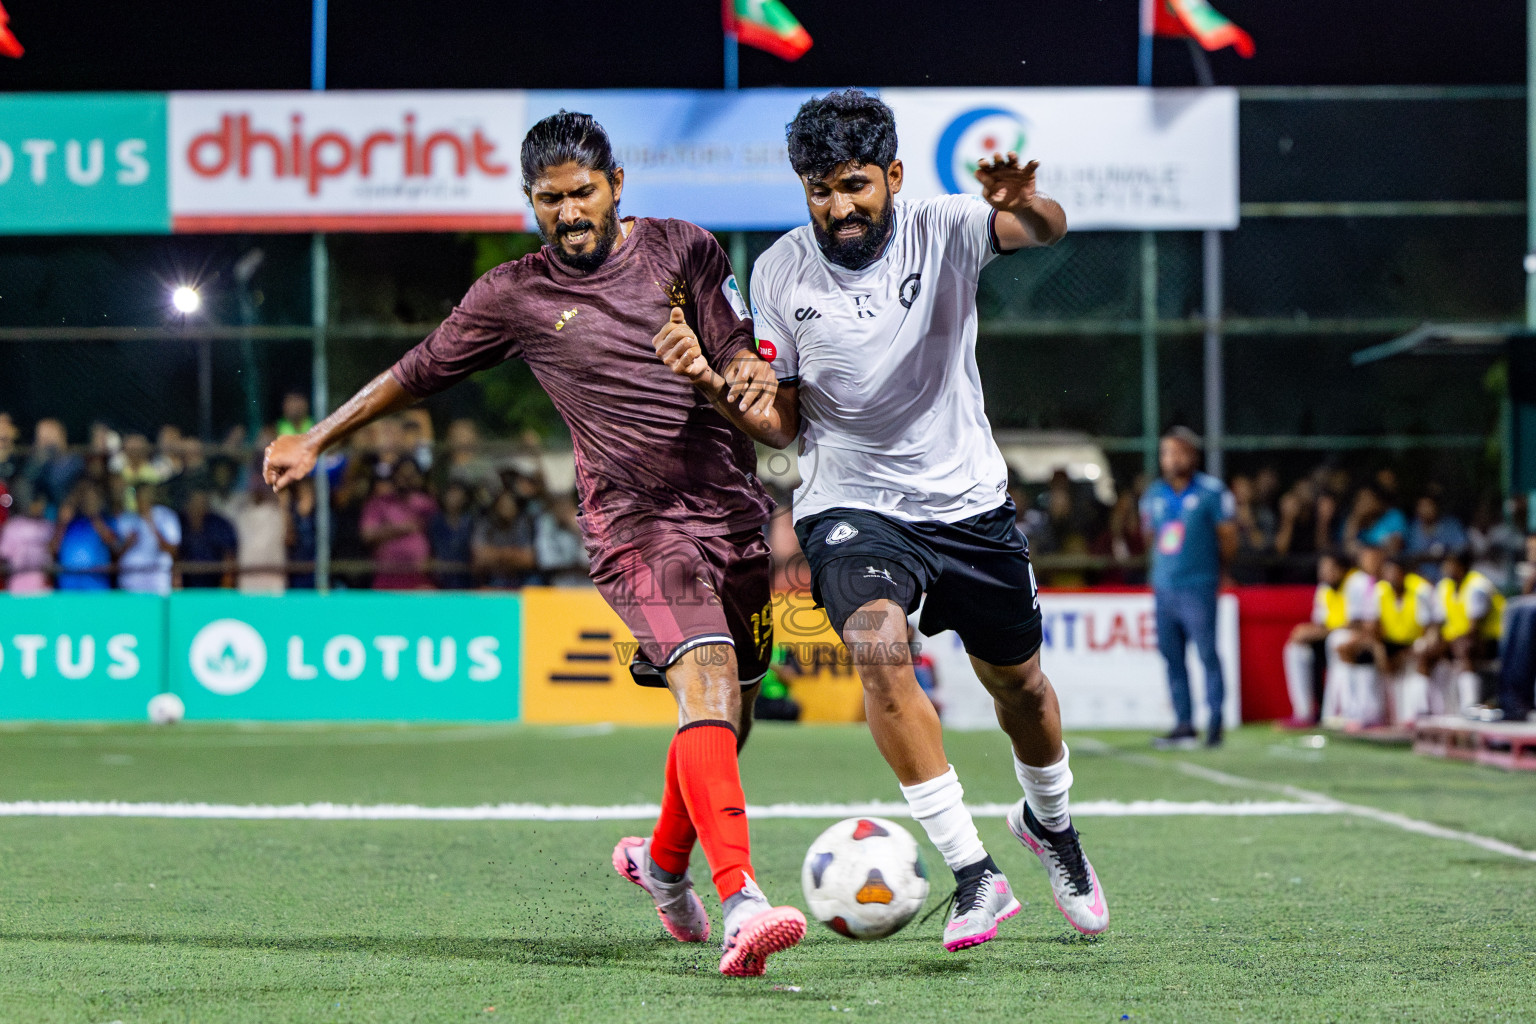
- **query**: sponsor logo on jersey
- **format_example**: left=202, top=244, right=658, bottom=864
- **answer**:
left=794, top=306, right=822, bottom=321
left=898, top=272, right=922, bottom=309
left=852, top=294, right=875, bottom=319
left=757, top=338, right=777, bottom=361
left=657, top=276, right=688, bottom=307
left=721, top=275, right=749, bottom=320
left=825, top=522, right=858, bottom=545
left=554, top=307, right=578, bottom=331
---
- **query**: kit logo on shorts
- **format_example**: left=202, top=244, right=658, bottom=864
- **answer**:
left=825, top=521, right=858, bottom=545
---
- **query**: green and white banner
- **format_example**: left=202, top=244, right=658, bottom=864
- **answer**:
left=168, top=592, right=521, bottom=720
left=0, top=594, right=166, bottom=719
left=0, top=94, right=169, bottom=234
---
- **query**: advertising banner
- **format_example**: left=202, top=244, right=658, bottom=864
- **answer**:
left=881, top=88, right=1239, bottom=230
left=519, top=587, right=675, bottom=725
left=2, top=89, right=1237, bottom=234
left=169, top=592, right=520, bottom=720
left=932, top=592, right=1241, bottom=730
left=167, top=91, right=528, bottom=232
left=0, top=94, right=169, bottom=234
left=0, top=594, right=165, bottom=719
left=525, top=89, right=821, bottom=230
left=773, top=589, right=864, bottom=722
left=519, top=587, right=865, bottom=725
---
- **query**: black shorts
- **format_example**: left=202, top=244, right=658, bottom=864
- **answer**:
left=794, top=498, right=1043, bottom=667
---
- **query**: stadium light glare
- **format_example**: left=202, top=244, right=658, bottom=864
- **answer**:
left=171, top=286, right=201, bottom=315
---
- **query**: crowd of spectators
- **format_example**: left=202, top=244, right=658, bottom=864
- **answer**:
left=1011, top=463, right=1532, bottom=592
left=0, top=396, right=588, bottom=595
left=2, top=400, right=1532, bottom=599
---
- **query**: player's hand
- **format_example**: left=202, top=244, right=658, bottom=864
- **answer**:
left=722, top=351, right=778, bottom=419
left=974, top=152, right=1040, bottom=213
left=264, top=433, right=318, bottom=493
left=652, top=307, right=713, bottom=385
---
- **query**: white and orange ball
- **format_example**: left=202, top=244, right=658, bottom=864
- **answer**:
left=801, top=816, right=930, bottom=940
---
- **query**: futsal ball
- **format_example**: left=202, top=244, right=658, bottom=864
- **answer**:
left=147, top=692, right=185, bottom=725
left=801, top=816, right=930, bottom=939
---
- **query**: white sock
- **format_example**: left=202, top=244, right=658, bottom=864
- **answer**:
left=1397, top=672, right=1431, bottom=726
left=1320, top=631, right=1349, bottom=722
left=1283, top=643, right=1315, bottom=720
left=1456, top=671, right=1482, bottom=712
left=1357, top=663, right=1386, bottom=725
left=900, top=766, right=987, bottom=873
left=1014, top=744, right=1073, bottom=832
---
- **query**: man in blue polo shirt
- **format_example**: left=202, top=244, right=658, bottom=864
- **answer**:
left=1140, top=427, right=1238, bottom=748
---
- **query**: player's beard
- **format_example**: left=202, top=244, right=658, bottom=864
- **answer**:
left=812, top=194, right=894, bottom=270
left=544, top=207, right=623, bottom=273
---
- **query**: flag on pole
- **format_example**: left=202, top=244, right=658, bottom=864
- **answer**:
left=722, top=0, right=812, bottom=62
left=1154, top=0, right=1254, bottom=58
left=0, top=1, right=23, bottom=59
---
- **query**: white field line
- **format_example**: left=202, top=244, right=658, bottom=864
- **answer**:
left=0, top=799, right=1334, bottom=822
left=1172, top=760, right=1536, bottom=864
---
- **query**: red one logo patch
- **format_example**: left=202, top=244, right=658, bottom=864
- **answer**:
left=756, top=339, right=777, bottom=361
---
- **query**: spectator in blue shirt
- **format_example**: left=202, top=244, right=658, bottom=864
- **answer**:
left=115, top=482, right=180, bottom=595
left=1139, top=427, right=1237, bottom=748
left=22, top=418, right=84, bottom=511
left=52, top=480, right=120, bottom=591
left=178, top=489, right=237, bottom=588
left=1344, top=485, right=1406, bottom=557
left=428, top=482, right=476, bottom=590
left=1405, top=494, right=1467, bottom=582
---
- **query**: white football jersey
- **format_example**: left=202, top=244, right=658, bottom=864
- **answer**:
left=1344, top=570, right=1379, bottom=623
left=751, top=194, right=1012, bottom=524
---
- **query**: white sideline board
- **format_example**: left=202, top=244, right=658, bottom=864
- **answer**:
left=927, top=592, right=1241, bottom=730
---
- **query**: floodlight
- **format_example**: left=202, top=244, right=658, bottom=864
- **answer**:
left=171, top=286, right=201, bottom=314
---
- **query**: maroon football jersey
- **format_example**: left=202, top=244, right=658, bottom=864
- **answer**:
left=391, top=217, right=774, bottom=546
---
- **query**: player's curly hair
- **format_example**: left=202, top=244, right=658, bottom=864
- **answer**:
left=786, top=89, right=898, bottom=180
left=520, top=110, right=621, bottom=192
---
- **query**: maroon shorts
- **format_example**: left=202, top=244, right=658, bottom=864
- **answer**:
left=588, top=524, right=773, bottom=687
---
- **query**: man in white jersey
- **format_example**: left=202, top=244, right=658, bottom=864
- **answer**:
left=652, top=89, right=1107, bottom=952
left=1321, top=542, right=1387, bottom=725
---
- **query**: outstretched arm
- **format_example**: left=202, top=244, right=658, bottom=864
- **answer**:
left=263, top=371, right=418, bottom=491
left=652, top=307, right=800, bottom=448
left=975, top=153, right=1067, bottom=249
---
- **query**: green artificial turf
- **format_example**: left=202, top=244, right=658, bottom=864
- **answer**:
left=0, top=723, right=1533, bottom=1023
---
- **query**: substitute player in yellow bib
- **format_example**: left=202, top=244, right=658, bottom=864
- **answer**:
left=1281, top=551, right=1348, bottom=727
left=1431, top=549, right=1504, bottom=713
left=1367, top=555, right=1439, bottom=725
left=1322, top=543, right=1387, bottom=728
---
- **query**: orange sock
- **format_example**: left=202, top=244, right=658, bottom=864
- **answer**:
left=649, top=737, right=697, bottom=877
left=672, top=720, right=754, bottom=902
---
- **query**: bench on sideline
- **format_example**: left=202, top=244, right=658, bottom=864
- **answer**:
left=1413, top=715, right=1536, bottom=772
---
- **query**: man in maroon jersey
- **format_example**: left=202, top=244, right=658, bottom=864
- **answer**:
left=263, top=111, right=805, bottom=977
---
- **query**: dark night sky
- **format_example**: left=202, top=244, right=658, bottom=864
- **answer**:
left=0, top=1, right=1524, bottom=92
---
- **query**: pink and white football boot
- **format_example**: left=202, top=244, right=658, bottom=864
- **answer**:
left=942, top=861, right=1021, bottom=951
left=611, top=836, right=710, bottom=943
left=718, top=875, right=806, bottom=977
left=1007, top=800, right=1110, bottom=935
